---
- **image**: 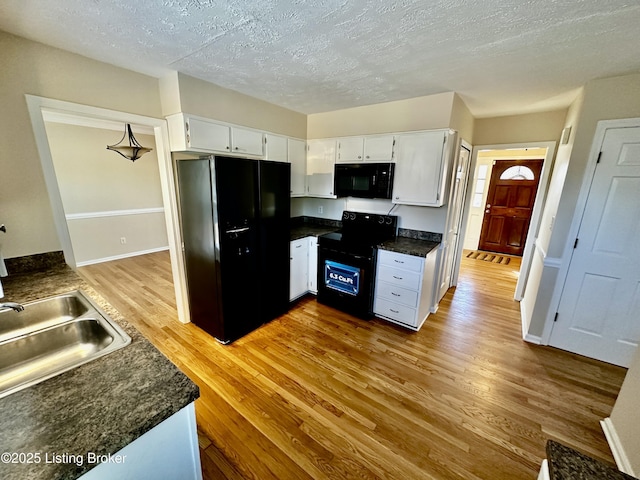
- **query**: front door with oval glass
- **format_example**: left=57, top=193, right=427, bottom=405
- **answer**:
left=478, top=159, right=543, bottom=256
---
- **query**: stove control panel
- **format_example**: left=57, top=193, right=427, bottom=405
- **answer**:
left=342, top=211, right=397, bottom=228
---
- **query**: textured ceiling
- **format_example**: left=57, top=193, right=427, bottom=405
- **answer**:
left=1, top=1, right=639, bottom=117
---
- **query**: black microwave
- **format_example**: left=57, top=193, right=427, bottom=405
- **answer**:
left=334, top=163, right=395, bottom=199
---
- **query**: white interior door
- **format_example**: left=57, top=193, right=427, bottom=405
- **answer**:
left=550, top=126, right=640, bottom=367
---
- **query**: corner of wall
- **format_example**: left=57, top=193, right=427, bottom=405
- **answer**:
left=159, top=72, right=182, bottom=117
left=450, top=94, right=475, bottom=142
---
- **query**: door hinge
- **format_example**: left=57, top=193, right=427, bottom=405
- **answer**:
left=573, top=238, right=579, bottom=249
left=554, top=312, right=559, bottom=322
left=596, top=151, right=602, bottom=163
left=264, top=137, right=267, bottom=144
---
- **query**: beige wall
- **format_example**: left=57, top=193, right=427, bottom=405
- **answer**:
left=527, top=73, right=640, bottom=339
left=174, top=73, right=307, bottom=139
left=0, top=30, right=163, bottom=259
left=307, top=92, right=455, bottom=139
left=523, top=91, right=583, bottom=336
left=473, top=109, right=567, bottom=146
left=610, top=348, right=640, bottom=475
left=44, top=122, right=167, bottom=265
left=547, top=73, right=640, bottom=258
left=450, top=93, right=475, bottom=143
left=45, top=124, right=164, bottom=213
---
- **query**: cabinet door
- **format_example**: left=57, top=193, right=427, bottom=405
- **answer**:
left=289, top=239, right=309, bottom=301
left=288, top=139, right=307, bottom=196
left=392, top=131, right=447, bottom=206
left=308, top=237, right=318, bottom=294
left=187, top=117, right=230, bottom=152
left=231, top=127, right=264, bottom=156
left=364, top=135, right=395, bottom=162
left=336, top=137, right=364, bottom=163
left=306, top=139, right=336, bottom=198
left=265, top=134, right=288, bottom=162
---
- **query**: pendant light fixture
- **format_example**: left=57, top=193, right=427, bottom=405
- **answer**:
left=106, top=123, right=153, bottom=162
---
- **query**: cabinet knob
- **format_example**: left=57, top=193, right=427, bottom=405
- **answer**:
left=234, top=146, right=239, bottom=150
left=226, top=146, right=230, bottom=150
left=366, top=155, right=370, bottom=159
left=358, top=155, right=362, bottom=159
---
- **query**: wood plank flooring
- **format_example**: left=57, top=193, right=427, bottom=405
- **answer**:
left=78, top=251, right=627, bottom=479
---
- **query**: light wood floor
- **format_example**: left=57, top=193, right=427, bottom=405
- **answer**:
left=78, top=251, right=627, bottom=479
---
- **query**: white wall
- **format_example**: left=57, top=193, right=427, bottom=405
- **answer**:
left=44, top=122, right=168, bottom=265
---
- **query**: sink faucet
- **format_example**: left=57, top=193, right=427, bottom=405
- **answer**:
left=0, top=302, right=24, bottom=312
left=0, top=276, right=24, bottom=312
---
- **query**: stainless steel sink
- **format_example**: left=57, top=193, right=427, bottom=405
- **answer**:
left=0, top=290, right=131, bottom=398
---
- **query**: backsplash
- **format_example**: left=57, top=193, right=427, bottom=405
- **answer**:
left=291, top=216, right=343, bottom=229
left=398, top=228, right=442, bottom=243
left=4, top=251, right=66, bottom=275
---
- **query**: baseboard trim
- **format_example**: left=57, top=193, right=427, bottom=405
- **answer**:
left=524, top=333, right=542, bottom=344
left=76, top=246, right=169, bottom=267
left=601, top=418, right=636, bottom=476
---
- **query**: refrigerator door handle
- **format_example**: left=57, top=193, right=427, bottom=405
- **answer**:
left=225, top=227, right=250, bottom=234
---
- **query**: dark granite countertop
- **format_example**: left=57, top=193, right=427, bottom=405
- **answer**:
left=290, top=215, right=341, bottom=241
left=290, top=224, right=338, bottom=241
left=0, top=264, right=200, bottom=480
left=547, top=440, right=638, bottom=480
left=378, top=237, right=440, bottom=257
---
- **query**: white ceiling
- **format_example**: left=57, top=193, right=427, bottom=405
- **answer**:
left=2, top=0, right=640, bottom=117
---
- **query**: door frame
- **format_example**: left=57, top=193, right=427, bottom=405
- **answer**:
left=477, top=158, right=544, bottom=256
left=449, top=139, right=473, bottom=288
left=456, top=141, right=556, bottom=301
left=541, top=117, right=640, bottom=344
left=25, top=95, right=190, bottom=324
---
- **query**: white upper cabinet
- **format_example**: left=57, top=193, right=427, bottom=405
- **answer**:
left=336, top=137, right=365, bottom=163
left=167, top=114, right=230, bottom=153
left=392, top=130, right=454, bottom=207
left=264, top=134, right=288, bottom=162
left=230, top=127, right=264, bottom=156
left=288, top=138, right=307, bottom=197
left=364, top=135, right=395, bottom=162
left=306, top=139, right=337, bottom=198
left=166, top=113, right=263, bottom=157
left=336, top=135, right=395, bottom=163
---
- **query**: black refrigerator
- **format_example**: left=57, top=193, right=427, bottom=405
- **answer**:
left=176, top=155, right=291, bottom=344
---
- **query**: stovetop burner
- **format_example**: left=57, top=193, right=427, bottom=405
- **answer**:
left=318, top=211, right=398, bottom=255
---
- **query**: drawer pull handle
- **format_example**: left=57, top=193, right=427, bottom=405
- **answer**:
left=393, top=275, right=403, bottom=280
left=390, top=309, right=399, bottom=313
left=394, top=260, right=404, bottom=263
left=391, top=292, right=401, bottom=297
left=295, top=245, right=302, bottom=248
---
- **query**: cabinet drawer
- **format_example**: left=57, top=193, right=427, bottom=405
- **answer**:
left=378, top=250, right=423, bottom=272
left=375, top=282, right=418, bottom=307
left=374, top=298, right=417, bottom=327
left=377, top=265, right=421, bottom=290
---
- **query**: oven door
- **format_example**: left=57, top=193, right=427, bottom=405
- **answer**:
left=317, top=246, right=375, bottom=319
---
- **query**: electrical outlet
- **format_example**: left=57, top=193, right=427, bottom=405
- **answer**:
left=318, top=206, right=323, bottom=214
left=120, top=237, right=127, bottom=245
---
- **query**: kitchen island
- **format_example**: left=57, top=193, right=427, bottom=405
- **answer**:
left=0, top=255, right=200, bottom=480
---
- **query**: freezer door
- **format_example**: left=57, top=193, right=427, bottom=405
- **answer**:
left=176, top=158, right=224, bottom=338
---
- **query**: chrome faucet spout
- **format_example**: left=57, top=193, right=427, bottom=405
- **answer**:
left=0, top=302, right=24, bottom=312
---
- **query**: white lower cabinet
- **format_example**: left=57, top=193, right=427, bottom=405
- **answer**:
left=289, top=236, right=319, bottom=301
left=80, top=403, right=201, bottom=480
left=308, top=236, right=318, bottom=294
left=373, top=249, right=437, bottom=330
left=290, top=238, right=309, bottom=301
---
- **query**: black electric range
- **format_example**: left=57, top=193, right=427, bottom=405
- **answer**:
left=317, top=211, right=398, bottom=318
